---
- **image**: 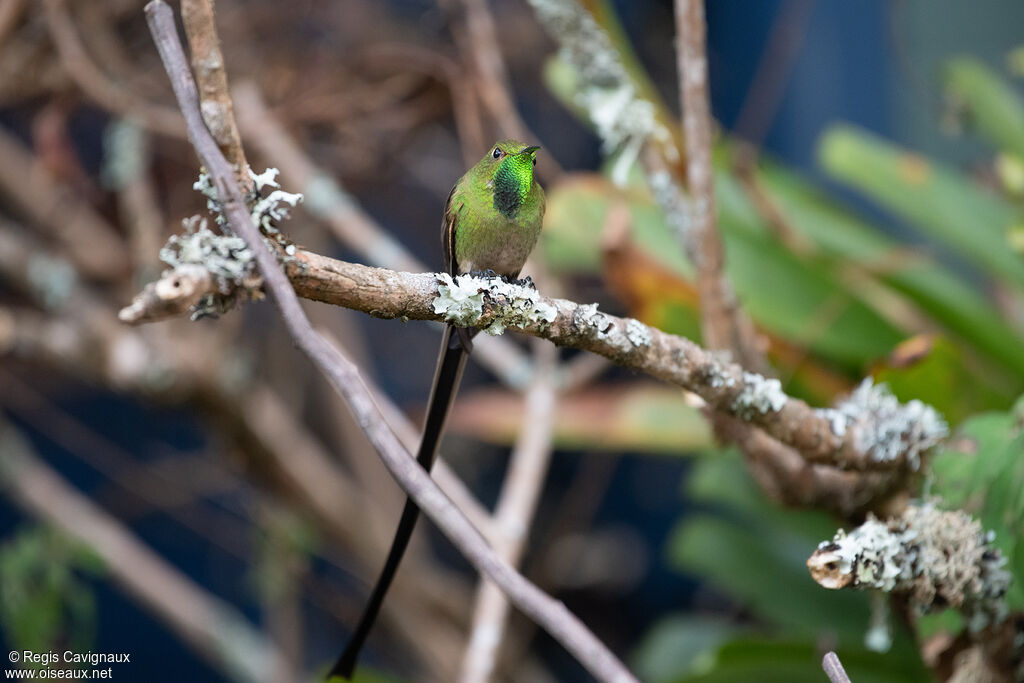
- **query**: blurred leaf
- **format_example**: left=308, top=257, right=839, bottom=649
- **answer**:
left=679, top=638, right=928, bottom=683
left=603, top=218, right=701, bottom=341
left=671, top=455, right=870, bottom=643
left=873, top=335, right=1007, bottom=423
left=0, top=526, right=101, bottom=656
left=448, top=383, right=713, bottom=454
left=752, top=157, right=1024, bottom=381
left=819, top=125, right=1024, bottom=288
left=930, top=399, right=1024, bottom=607
left=633, top=615, right=738, bottom=683
left=672, top=453, right=923, bottom=668
left=996, top=154, right=1024, bottom=198
left=542, top=175, right=692, bottom=278
left=945, top=57, right=1024, bottom=159
left=722, top=222, right=905, bottom=366
left=1009, top=45, right=1024, bottom=78
left=546, top=173, right=906, bottom=368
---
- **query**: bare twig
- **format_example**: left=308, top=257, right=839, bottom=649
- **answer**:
left=180, top=0, right=250, bottom=190
left=0, top=417, right=287, bottom=683
left=143, top=4, right=637, bottom=680
left=460, top=341, right=559, bottom=683
left=822, top=652, right=852, bottom=683
left=674, top=0, right=759, bottom=366
left=731, top=0, right=816, bottom=152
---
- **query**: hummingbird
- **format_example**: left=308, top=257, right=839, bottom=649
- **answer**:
left=328, top=140, right=545, bottom=680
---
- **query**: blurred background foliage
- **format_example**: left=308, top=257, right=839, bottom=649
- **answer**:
left=1, top=0, right=1023, bottom=680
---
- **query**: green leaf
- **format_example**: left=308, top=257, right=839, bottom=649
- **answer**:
left=931, top=401, right=1024, bottom=606
left=747, top=157, right=1024, bottom=381
left=633, top=615, right=738, bottom=683
left=671, top=456, right=871, bottom=643
left=874, top=336, right=1009, bottom=423
left=0, top=526, right=100, bottom=656
left=819, top=125, right=1024, bottom=289
left=722, top=223, right=905, bottom=366
left=945, top=57, right=1024, bottom=159
left=541, top=176, right=692, bottom=278
left=680, top=638, right=929, bottom=683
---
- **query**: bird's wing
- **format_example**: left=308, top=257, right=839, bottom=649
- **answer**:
left=441, top=183, right=461, bottom=276
left=441, top=180, right=476, bottom=351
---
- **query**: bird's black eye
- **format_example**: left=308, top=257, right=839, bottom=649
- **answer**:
left=492, top=147, right=502, bottom=159
left=532, top=157, right=537, bottom=166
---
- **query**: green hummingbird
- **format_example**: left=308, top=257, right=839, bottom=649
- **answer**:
left=329, top=140, right=545, bottom=680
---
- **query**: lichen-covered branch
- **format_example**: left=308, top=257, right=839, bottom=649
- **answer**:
left=808, top=502, right=1011, bottom=631
left=524, top=0, right=668, bottom=183
left=123, top=242, right=947, bottom=473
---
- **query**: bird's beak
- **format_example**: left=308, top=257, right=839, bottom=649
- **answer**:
left=520, top=146, right=541, bottom=156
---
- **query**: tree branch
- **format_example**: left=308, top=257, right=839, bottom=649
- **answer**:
left=674, top=0, right=760, bottom=365
left=142, top=3, right=637, bottom=681
left=180, top=0, right=250, bottom=190
left=807, top=502, right=1010, bottom=631
left=125, top=249, right=947, bottom=473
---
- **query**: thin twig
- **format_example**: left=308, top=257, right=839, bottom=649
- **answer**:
left=448, top=0, right=564, bottom=178
left=674, top=0, right=759, bottom=364
left=180, top=0, right=250, bottom=190
left=459, top=341, right=559, bottom=683
left=822, top=651, right=852, bottom=683
left=143, top=4, right=637, bottom=681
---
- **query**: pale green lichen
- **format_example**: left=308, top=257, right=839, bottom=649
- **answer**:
left=160, top=216, right=255, bottom=319
left=101, top=119, right=146, bottom=190
left=434, top=273, right=486, bottom=327
left=163, top=169, right=303, bottom=319
left=574, top=302, right=614, bottom=341
left=731, top=371, right=787, bottom=418
left=864, top=592, right=892, bottom=653
left=625, top=318, right=651, bottom=347
left=433, top=274, right=557, bottom=335
left=808, top=502, right=1011, bottom=634
left=821, top=379, right=948, bottom=470
left=648, top=170, right=696, bottom=259
left=26, top=253, right=76, bottom=310
left=525, top=0, right=667, bottom=184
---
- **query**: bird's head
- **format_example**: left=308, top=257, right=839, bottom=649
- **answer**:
left=481, top=140, right=540, bottom=218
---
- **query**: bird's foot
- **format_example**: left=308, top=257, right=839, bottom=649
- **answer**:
left=511, top=275, right=537, bottom=290
left=468, top=268, right=499, bottom=280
